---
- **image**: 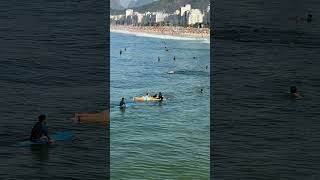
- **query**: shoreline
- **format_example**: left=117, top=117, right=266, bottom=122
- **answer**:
left=110, top=25, right=210, bottom=41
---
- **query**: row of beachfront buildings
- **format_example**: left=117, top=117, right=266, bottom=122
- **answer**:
left=110, top=3, right=210, bottom=27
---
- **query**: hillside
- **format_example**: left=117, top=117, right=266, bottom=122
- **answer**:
left=110, top=0, right=124, bottom=10
left=110, top=8, right=124, bottom=15
left=110, top=0, right=210, bottom=15
left=134, top=0, right=210, bottom=13
left=128, top=0, right=159, bottom=8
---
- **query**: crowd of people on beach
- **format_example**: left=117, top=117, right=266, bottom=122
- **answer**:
left=111, top=25, right=210, bottom=39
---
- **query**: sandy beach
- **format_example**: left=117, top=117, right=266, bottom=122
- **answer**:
left=110, top=25, right=210, bottom=40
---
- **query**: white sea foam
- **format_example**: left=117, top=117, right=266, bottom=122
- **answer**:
left=111, top=29, right=210, bottom=43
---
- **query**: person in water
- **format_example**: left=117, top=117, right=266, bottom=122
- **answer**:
left=30, top=114, right=52, bottom=143
left=289, top=14, right=313, bottom=23
left=144, top=93, right=150, bottom=99
left=120, top=49, right=122, bottom=56
left=152, top=93, right=158, bottom=98
left=158, top=56, right=160, bottom=62
left=307, top=14, right=313, bottom=22
left=157, top=92, right=163, bottom=100
left=290, top=86, right=301, bottom=98
left=200, top=89, right=203, bottom=93
left=119, top=98, right=126, bottom=108
left=173, top=56, right=176, bottom=61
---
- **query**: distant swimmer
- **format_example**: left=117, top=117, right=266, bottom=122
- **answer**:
left=205, top=65, right=208, bottom=69
left=119, top=98, right=126, bottom=108
left=120, top=49, right=122, bottom=56
left=124, top=48, right=127, bottom=51
left=158, top=56, right=160, bottom=62
left=290, top=86, right=302, bottom=98
left=193, top=56, right=196, bottom=59
left=289, top=14, right=313, bottom=23
left=173, top=56, right=176, bottom=61
left=30, top=114, right=52, bottom=144
left=200, top=89, right=203, bottom=93
left=307, top=14, right=313, bottom=22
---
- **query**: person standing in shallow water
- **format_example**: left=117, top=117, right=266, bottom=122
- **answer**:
left=158, top=56, right=160, bottom=62
left=173, top=56, right=176, bottom=61
left=120, top=49, right=122, bottom=56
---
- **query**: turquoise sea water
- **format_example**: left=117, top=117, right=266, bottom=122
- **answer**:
left=110, top=32, right=210, bottom=179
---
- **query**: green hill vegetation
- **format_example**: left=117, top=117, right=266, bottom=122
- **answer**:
left=110, top=0, right=209, bottom=15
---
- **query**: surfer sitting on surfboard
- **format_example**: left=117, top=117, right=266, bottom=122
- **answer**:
left=30, top=114, right=52, bottom=144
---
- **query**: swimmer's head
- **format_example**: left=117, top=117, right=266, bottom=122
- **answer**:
left=290, top=86, right=298, bottom=94
left=38, top=114, right=47, bottom=123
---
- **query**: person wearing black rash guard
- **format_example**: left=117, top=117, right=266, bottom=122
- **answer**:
left=30, top=114, right=52, bottom=143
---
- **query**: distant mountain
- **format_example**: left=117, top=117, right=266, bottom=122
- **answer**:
left=110, top=0, right=124, bottom=10
left=110, top=0, right=210, bottom=15
left=134, top=0, right=210, bottom=13
left=128, top=0, right=159, bottom=8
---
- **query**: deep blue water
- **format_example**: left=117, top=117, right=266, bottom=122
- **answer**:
left=212, top=0, right=320, bottom=179
left=0, top=1, right=109, bottom=179
left=110, top=32, right=210, bottom=179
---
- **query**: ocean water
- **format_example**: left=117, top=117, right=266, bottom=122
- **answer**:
left=0, top=1, right=109, bottom=179
left=110, top=32, right=210, bottom=179
left=212, top=0, right=320, bottom=179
